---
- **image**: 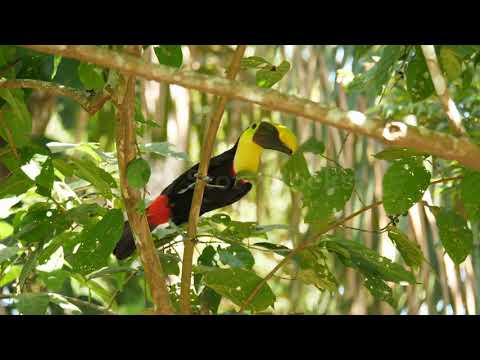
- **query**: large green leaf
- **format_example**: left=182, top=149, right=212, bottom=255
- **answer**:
left=439, top=47, right=462, bottom=81
left=387, top=226, right=424, bottom=270
left=154, top=45, right=183, bottom=68
left=373, top=147, right=427, bottom=161
left=218, top=244, right=255, bottom=269
left=435, top=208, right=473, bottom=265
left=0, top=245, right=19, bottom=263
left=70, top=158, right=116, bottom=198
left=461, top=170, right=480, bottom=222
left=281, top=152, right=310, bottom=190
left=0, top=265, right=22, bottom=287
left=203, top=268, right=276, bottom=312
left=323, top=239, right=416, bottom=284
left=70, top=209, right=124, bottom=274
left=126, top=158, right=151, bottom=189
left=363, top=274, right=396, bottom=307
left=348, top=45, right=403, bottom=96
left=0, top=168, right=35, bottom=199
left=256, top=60, right=291, bottom=88
left=16, top=293, right=50, bottom=315
left=35, top=157, right=54, bottom=197
left=303, top=167, right=355, bottom=222
left=406, top=47, right=435, bottom=102
left=294, top=249, right=337, bottom=292
left=0, top=89, right=32, bottom=148
left=78, top=62, right=105, bottom=90
left=383, top=158, right=431, bottom=215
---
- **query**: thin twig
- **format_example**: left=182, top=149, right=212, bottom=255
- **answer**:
left=20, top=45, right=480, bottom=171
left=179, top=45, right=247, bottom=314
left=0, top=79, right=110, bottom=116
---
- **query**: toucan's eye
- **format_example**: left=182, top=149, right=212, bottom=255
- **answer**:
left=252, top=123, right=257, bottom=130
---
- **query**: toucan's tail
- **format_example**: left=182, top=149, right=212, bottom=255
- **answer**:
left=113, top=222, right=136, bottom=260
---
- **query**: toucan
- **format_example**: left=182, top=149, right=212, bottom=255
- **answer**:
left=113, top=121, right=298, bottom=260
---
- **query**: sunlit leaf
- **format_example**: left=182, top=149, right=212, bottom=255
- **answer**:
left=439, top=47, right=462, bottom=81
left=218, top=244, right=255, bottom=269
left=16, top=293, right=50, bottom=315
left=154, top=45, right=183, bottom=68
left=70, top=209, right=124, bottom=275
left=78, top=62, right=105, bottom=90
left=256, top=60, right=290, bottom=88
left=461, top=170, right=480, bottom=222
left=383, top=158, right=431, bottom=215
left=203, top=268, right=276, bottom=312
left=406, top=47, right=435, bottom=102
left=0, top=89, right=32, bottom=148
left=387, top=226, right=424, bottom=270
left=140, top=142, right=190, bottom=161
left=435, top=208, right=473, bottom=265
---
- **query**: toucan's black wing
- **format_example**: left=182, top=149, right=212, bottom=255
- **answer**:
left=161, top=144, right=237, bottom=197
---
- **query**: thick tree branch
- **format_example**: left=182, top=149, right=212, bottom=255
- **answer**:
left=179, top=45, right=247, bottom=314
left=21, top=45, right=480, bottom=170
left=0, top=78, right=110, bottom=116
left=21, top=45, right=480, bottom=171
left=421, top=45, right=467, bottom=136
left=114, top=46, right=173, bottom=315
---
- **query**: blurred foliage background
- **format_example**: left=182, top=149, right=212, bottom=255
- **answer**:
left=1, top=45, right=479, bottom=315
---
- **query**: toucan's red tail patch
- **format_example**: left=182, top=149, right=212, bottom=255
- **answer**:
left=147, top=195, right=171, bottom=227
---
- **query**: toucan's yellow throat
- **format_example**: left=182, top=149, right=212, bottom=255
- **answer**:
left=233, top=121, right=298, bottom=176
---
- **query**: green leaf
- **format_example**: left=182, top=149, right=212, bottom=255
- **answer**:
left=159, top=253, right=180, bottom=275
left=199, top=286, right=222, bottom=314
left=256, top=60, right=290, bottom=88
left=35, top=157, right=54, bottom=197
left=51, top=55, right=62, bottom=80
left=461, top=170, right=480, bottom=222
left=218, top=244, right=255, bottom=269
left=70, top=158, right=116, bottom=198
left=38, top=269, right=69, bottom=292
left=363, top=274, right=396, bottom=307
left=19, top=248, right=40, bottom=290
left=65, top=203, right=108, bottom=226
left=383, top=158, right=431, bottom=215
left=78, top=62, right=105, bottom=90
left=298, top=137, right=325, bottom=155
left=37, top=232, right=75, bottom=265
left=435, top=208, right=473, bottom=265
left=0, top=221, right=14, bottom=240
left=126, top=158, right=151, bottom=189
left=0, top=265, right=22, bottom=287
left=387, top=226, right=424, bottom=270
left=154, top=45, right=183, bottom=68
left=140, top=142, right=189, bottom=161
left=70, top=209, right=124, bottom=274
left=0, top=89, right=32, bottom=148
left=348, top=45, right=403, bottom=96
left=406, top=48, right=435, bottom=102
left=373, top=148, right=427, bottom=161
left=445, top=45, right=480, bottom=59
left=241, top=56, right=271, bottom=69
left=303, top=167, right=355, bottom=222
left=293, top=249, right=337, bottom=292
left=439, top=47, right=462, bottom=81
left=323, top=239, right=416, bottom=284
left=16, top=293, right=50, bottom=315
left=203, top=268, right=276, bottom=312
left=281, top=152, right=310, bottom=190
left=0, top=168, right=35, bottom=199
left=253, top=242, right=291, bottom=256
left=0, top=245, right=19, bottom=263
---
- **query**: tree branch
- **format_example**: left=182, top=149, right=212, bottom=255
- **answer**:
left=0, top=78, right=110, bottom=116
left=114, top=46, right=173, bottom=315
left=421, top=45, right=467, bottom=136
left=179, top=45, right=247, bottom=314
left=20, top=45, right=480, bottom=171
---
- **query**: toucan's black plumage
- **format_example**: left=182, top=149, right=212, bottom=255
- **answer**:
left=113, top=121, right=297, bottom=260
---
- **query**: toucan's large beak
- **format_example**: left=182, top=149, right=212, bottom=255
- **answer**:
left=252, top=122, right=298, bottom=155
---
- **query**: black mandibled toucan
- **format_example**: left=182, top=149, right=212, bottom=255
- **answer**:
left=113, top=121, right=298, bottom=260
